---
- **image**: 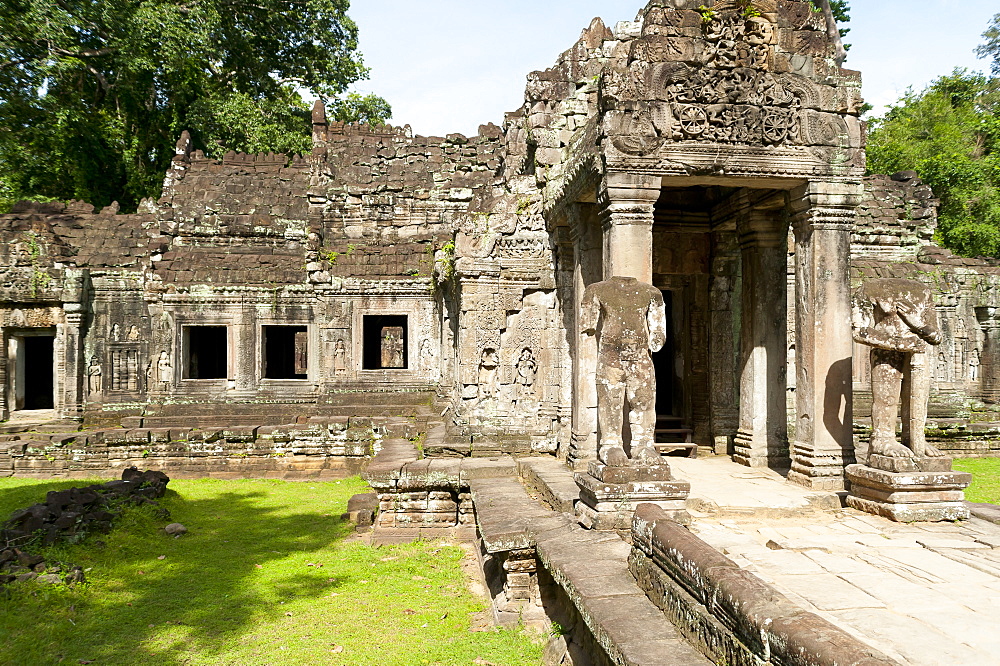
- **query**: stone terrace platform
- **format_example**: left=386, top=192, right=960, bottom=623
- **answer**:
left=669, top=455, right=1000, bottom=665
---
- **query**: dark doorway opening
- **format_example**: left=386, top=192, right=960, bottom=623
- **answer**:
left=652, top=290, right=676, bottom=417
left=23, top=335, right=54, bottom=409
left=264, top=326, right=308, bottom=379
left=362, top=315, right=408, bottom=370
left=185, top=326, right=227, bottom=379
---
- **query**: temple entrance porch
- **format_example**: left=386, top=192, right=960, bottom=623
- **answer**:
left=561, top=172, right=862, bottom=490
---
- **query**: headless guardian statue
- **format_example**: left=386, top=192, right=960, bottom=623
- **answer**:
left=853, top=278, right=944, bottom=460
left=581, top=276, right=667, bottom=467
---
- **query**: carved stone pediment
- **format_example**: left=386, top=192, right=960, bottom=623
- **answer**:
left=598, top=2, right=861, bottom=175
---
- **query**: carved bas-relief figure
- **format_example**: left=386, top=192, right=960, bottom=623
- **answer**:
left=334, top=338, right=347, bottom=375
left=87, top=356, right=102, bottom=396
left=156, top=351, right=173, bottom=390
left=477, top=348, right=500, bottom=405
left=847, top=278, right=972, bottom=522
left=512, top=347, right=538, bottom=406
left=852, top=278, right=943, bottom=461
left=381, top=327, right=404, bottom=369
left=581, top=276, right=667, bottom=467
left=969, top=348, right=981, bottom=382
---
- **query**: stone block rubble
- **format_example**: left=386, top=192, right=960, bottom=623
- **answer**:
left=1, top=466, right=170, bottom=587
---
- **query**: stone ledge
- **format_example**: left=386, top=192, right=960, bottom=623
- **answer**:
left=967, top=501, right=1000, bottom=525
left=517, top=457, right=580, bottom=513
left=631, top=503, right=901, bottom=666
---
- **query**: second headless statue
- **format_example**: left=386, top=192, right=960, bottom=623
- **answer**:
left=581, top=276, right=667, bottom=467
left=853, top=278, right=944, bottom=460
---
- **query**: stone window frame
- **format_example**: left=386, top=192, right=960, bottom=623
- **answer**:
left=352, top=299, right=423, bottom=381
left=176, top=317, right=233, bottom=385
left=255, top=319, right=317, bottom=385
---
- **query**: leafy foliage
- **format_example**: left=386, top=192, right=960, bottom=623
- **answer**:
left=0, top=0, right=390, bottom=212
left=977, top=12, right=1000, bottom=76
left=809, top=0, right=850, bottom=41
left=867, top=71, right=1000, bottom=257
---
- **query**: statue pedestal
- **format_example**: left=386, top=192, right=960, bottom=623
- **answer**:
left=846, top=456, right=972, bottom=522
left=575, top=461, right=690, bottom=530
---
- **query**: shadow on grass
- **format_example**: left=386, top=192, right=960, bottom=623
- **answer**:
left=1, top=481, right=359, bottom=665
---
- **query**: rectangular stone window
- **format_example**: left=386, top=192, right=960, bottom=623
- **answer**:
left=263, top=326, right=308, bottom=379
left=184, top=326, right=228, bottom=379
left=362, top=315, right=407, bottom=370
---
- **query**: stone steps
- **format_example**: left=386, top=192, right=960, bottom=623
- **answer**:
left=469, top=473, right=712, bottom=665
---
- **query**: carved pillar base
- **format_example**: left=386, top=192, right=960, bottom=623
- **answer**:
left=846, top=457, right=971, bottom=522
left=567, top=429, right=597, bottom=471
left=788, top=445, right=854, bottom=491
left=575, top=461, right=690, bottom=530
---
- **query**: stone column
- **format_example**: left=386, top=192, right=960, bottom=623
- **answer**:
left=231, top=307, right=256, bottom=396
left=598, top=172, right=660, bottom=282
left=734, top=207, right=789, bottom=467
left=788, top=180, right=864, bottom=490
left=568, top=203, right=603, bottom=469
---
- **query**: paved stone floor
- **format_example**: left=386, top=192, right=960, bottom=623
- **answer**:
left=670, top=455, right=1000, bottom=666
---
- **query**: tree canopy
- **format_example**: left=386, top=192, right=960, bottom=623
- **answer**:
left=0, top=0, right=390, bottom=212
left=977, top=12, right=1000, bottom=76
left=866, top=70, right=1000, bottom=257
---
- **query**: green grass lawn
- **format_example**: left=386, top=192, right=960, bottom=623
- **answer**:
left=954, top=458, right=1000, bottom=504
left=0, top=477, right=543, bottom=666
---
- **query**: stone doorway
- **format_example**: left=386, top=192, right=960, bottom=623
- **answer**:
left=7, top=330, right=56, bottom=411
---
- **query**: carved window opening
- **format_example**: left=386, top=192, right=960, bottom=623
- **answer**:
left=184, top=326, right=228, bottom=379
left=523, top=141, right=537, bottom=176
left=362, top=315, right=408, bottom=370
left=9, top=332, right=55, bottom=410
left=264, top=326, right=308, bottom=379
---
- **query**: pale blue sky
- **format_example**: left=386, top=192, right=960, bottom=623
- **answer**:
left=347, top=1, right=998, bottom=137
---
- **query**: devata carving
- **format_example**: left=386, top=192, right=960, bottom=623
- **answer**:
left=581, top=276, right=667, bottom=467
left=513, top=347, right=538, bottom=404
left=334, top=338, right=348, bottom=375
left=87, top=356, right=102, bottom=396
left=381, top=327, right=404, bottom=369
left=853, top=279, right=943, bottom=460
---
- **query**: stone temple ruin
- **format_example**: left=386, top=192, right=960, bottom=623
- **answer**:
left=2, top=1, right=1000, bottom=663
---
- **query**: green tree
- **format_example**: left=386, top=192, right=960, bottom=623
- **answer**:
left=866, top=71, right=1000, bottom=257
left=0, top=0, right=390, bottom=212
left=977, top=11, right=1000, bottom=75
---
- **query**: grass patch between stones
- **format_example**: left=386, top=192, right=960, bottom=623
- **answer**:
left=0, top=477, right=542, bottom=665
left=953, top=457, right=1000, bottom=505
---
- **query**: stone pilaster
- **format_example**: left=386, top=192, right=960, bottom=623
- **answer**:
left=60, top=307, right=85, bottom=420
left=975, top=307, right=1000, bottom=403
left=734, top=207, right=789, bottom=468
left=787, top=180, right=863, bottom=490
left=708, top=230, right=740, bottom=456
left=598, top=172, right=660, bottom=282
